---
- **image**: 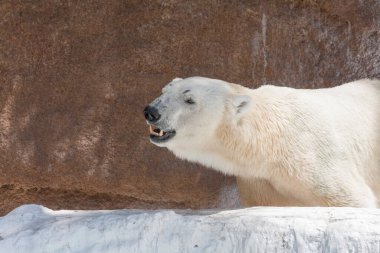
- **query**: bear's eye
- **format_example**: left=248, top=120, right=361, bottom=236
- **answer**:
left=185, top=98, right=195, bottom=105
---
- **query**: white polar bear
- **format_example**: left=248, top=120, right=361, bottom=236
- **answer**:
left=144, top=77, right=380, bottom=208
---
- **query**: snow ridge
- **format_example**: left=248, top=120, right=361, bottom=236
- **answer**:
left=1, top=205, right=380, bottom=253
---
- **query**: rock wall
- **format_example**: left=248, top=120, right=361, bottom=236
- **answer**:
left=0, top=0, right=379, bottom=215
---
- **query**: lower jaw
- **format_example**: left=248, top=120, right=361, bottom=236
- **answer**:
left=149, top=132, right=176, bottom=144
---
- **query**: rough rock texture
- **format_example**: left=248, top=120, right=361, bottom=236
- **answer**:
left=1, top=205, right=380, bottom=252
left=0, top=0, right=379, bottom=215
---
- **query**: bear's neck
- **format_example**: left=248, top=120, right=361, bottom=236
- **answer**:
left=209, top=88, right=292, bottom=179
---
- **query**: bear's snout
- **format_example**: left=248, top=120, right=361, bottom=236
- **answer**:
left=144, top=105, right=161, bottom=123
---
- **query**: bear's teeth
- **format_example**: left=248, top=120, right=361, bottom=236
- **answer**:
left=149, top=126, right=164, bottom=137
left=149, top=126, right=158, bottom=136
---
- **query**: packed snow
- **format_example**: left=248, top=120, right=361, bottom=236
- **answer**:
left=1, top=205, right=380, bottom=253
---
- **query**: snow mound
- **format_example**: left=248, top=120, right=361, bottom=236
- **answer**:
left=1, top=205, right=380, bottom=253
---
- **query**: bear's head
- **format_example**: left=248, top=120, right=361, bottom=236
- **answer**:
left=143, top=77, right=252, bottom=151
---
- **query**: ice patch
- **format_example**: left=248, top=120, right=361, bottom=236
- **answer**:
left=1, top=205, right=380, bottom=253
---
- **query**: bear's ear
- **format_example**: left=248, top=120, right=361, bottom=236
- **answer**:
left=231, top=95, right=252, bottom=116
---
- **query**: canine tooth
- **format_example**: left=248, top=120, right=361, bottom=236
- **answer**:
left=159, top=130, right=164, bottom=136
left=149, top=126, right=157, bottom=135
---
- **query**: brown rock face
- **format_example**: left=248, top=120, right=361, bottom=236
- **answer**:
left=0, top=0, right=379, bottom=215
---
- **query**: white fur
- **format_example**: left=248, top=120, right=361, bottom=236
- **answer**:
left=148, top=77, right=380, bottom=207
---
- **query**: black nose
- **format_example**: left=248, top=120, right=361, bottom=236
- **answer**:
left=144, top=106, right=161, bottom=123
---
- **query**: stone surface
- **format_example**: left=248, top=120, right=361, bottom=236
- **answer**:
left=1, top=205, right=380, bottom=252
left=0, top=0, right=379, bottom=215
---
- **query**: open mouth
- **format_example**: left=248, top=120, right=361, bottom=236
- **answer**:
left=149, top=125, right=176, bottom=143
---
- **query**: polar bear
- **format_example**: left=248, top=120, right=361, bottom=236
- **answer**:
left=144, top=77, right=380, bottom=208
